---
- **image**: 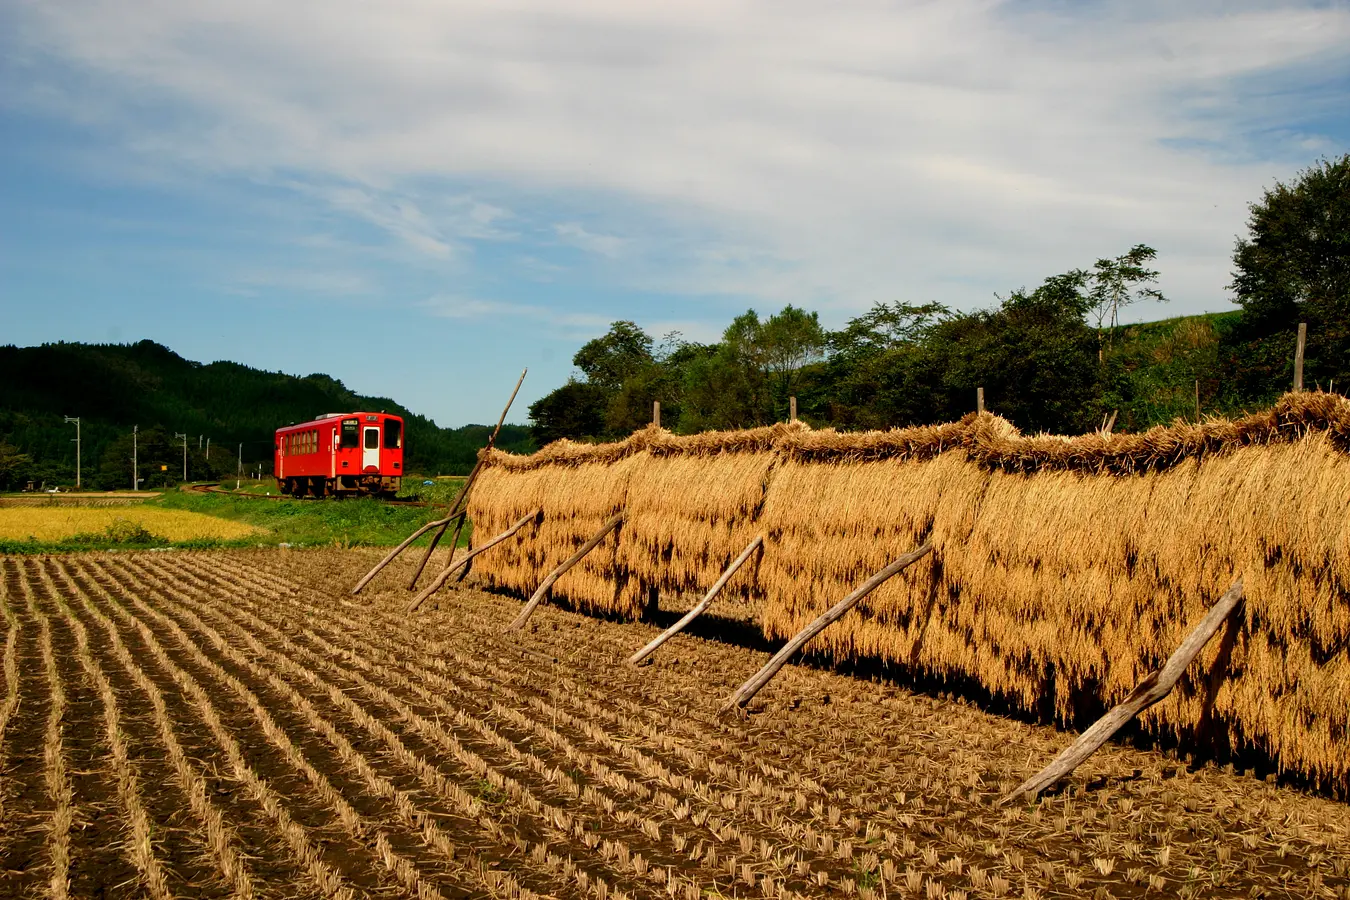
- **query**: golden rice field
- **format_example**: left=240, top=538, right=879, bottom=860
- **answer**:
left=0, top=507, right=261, bottom=542
left=1, top=547, right=1347, bottom=900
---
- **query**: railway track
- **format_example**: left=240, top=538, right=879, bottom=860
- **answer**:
left=187, top=483, right=436, bottom=508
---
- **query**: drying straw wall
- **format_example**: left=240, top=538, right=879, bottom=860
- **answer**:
left=466, top=393, right=1350, bottom=791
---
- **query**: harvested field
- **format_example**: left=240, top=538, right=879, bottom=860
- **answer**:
left=0, top=507, right=261, bottom=542
left=2, top=548, right=1348, bottom=899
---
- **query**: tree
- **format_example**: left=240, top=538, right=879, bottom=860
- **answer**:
left=526, top=380, right=609, bottom=446
left=758, top=306, right=827, bottom=412
left=0, top=441, right=32, bottom=491
left=1086, top=245, right=1168, bottom=357
left=1229, top=154, right=1350, bottom=392
left=933, top=271, right=1101, bottom=433
left=572, top=321, right=655, bottom=390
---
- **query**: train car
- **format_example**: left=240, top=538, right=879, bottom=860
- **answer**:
left=274, top=412, right=404, bottom=498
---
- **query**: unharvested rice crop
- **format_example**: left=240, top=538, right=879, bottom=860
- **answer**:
left=467, top=391, right=1350, bottom=792
left=2, top=549, right=1347, bottom=899
left=0, top=507, right=261, bottom=542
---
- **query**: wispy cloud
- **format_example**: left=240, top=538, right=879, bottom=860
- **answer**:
left=5, top=0, right=1349, bottom=326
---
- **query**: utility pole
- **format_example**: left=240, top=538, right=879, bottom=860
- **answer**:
left=132, top=425, right=139, bottom=491
left=63, top=416, right=81, bottom=488
left=175, top=432, right=188, bottom=481
left=206, top=437, right=210, bottom=461
left=237, top=443, right=243, bottom=491
left=198, top=435, right=202, bottom=450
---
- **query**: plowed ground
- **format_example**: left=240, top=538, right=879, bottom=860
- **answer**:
left=1, top=549, right=1347, bottom=900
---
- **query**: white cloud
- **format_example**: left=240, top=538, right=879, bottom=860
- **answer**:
left=7, top=0, right=1349, bottom=323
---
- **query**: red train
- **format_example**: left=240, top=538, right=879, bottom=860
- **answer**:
left=274, top=412, right=404, bottom=498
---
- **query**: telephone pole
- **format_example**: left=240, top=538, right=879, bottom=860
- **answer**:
left=206, top=437, right=210, bottom=461
left=63, top=416, right=81, bottom=488
left=237, top=443, right=243, bottom=491
left=175, top=432, right=188, bottom=481
left=132, top=425, right=139, bottom=491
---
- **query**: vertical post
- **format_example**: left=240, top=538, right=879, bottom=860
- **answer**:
left=1294, top=322, right=1307, bottom=392
left=175, top=432, right=188, bottom=481
left=977, top=387, right=985, bottom=414
left=789, top=396, right=797, bottom=422
left=1195, top=379, right=1201, bottom=422
left=237, top=443, right=242, bottom=491
left=64, top=416, right=81, bottom=488
left=206, top=437, right=210, bottom=460
left=652, top=401, right=661, bottom=428
left=132, top=425, right=138, bottom=491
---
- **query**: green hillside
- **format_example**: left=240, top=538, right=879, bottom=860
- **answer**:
left=0, top=340, right=533, bottom=490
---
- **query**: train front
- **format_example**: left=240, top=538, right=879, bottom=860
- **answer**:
left=336, top=413, right=404, bottom=498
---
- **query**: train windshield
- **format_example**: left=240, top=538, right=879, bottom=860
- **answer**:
left=340, top=419, right=359, bottom=448
left=384, top=418, right=402, bottom=450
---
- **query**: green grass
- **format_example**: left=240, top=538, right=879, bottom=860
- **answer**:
left=154, top=490, right=470, bottom=549
left=1, top=488, right=472, bottom=554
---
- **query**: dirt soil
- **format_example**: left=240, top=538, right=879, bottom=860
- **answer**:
left=0, top=548, right=1346, bottom=900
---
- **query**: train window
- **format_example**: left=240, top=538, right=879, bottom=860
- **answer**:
left=384, top=419, right=402, bottom=450
left=364, top=427, right=380, bottom=450
left=341, top=419, right=359, bottom=449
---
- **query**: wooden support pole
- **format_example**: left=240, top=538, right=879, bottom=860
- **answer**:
left=977, top=387, right=985, bottom=414
left=350, top=515, right=457, bottom=595
left=1001, top=575, right=1245, bottom=803
left=627, top=535, right=763, bottom=666
left=789, top=396, right=797, bottom=422
left=507, top=512, right=625, bottom=631
left=352, top=368, right=526, bottom=594
left=1294, top=322, right=1307, bottom=392
left=1195, top=379, right=1201, bottom=422
left=653, top=401, right=661, bottom=428
left=407, top=368, right=528, bottom=590
left=721, top=541, right=934, bottom=711
left=406, top=509, right=542, bottom=613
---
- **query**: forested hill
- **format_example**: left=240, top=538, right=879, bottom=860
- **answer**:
left=0, top=340, right=533, bottom=489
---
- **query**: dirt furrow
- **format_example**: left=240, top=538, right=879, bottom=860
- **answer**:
left=166, top=554, right=884, bottom=896
left=65, top=558, right=360, bottom=900
left=48, top=558, right=258, bottom=900
left=125, top=555, right=667, bottom=900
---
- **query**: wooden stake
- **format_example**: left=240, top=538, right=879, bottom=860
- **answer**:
left=406, top=509, right=542, bottom=613
left=1002, top=575, right=1245, bottom=803
left=789, top=396, right=797, bottom=422
left=507, top=512, right=625, bottom=631
left=349, top=515, right=457, bottom=595
left=977, top=387, right=985, bottom=414
left=352, top=368, right=527, bottom=594
left=653, top=400, right=661, bottom=428
left=1294, top=322, right=1307, bottom=392
left=627, top=535, right=763, bottom=666
left=406, top=368, right=528, bottom=590
left=1195, top=379, right=1201, bottom=422
left=721, top=541, right=933, bottom=711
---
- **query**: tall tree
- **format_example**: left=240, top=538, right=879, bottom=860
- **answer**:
left=1229, top=154, right=1350, bottom=392
left=1086, top=245, right=1168, bottom=357
left=572, top=321, right=655, bottom=390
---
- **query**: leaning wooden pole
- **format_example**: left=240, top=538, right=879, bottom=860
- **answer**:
left=350, top=515, right=458, bottom=595
left=406, top=509, right=542, bottom=614
left=351, top=369, right=523, bottom=593
left=406, top=367, right=528, bottom=590
left=1001, top=575, right=1245, bottom=804
left=722, top=541, right=934, bottom=712
left=506, top=512, right=625, bottom=632
left=628, top=535, right=763, bottom=666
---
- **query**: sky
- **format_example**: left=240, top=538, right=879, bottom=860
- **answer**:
left=2, top=1, right=1348, bottom=426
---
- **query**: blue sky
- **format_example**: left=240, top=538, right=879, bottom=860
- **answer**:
left=2, top=0, right=1348, bottom=425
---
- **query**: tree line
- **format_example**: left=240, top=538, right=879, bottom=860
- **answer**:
left=0, top=340, right=533, bottom=491
left=529, top=155, right=1350, bottom=443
